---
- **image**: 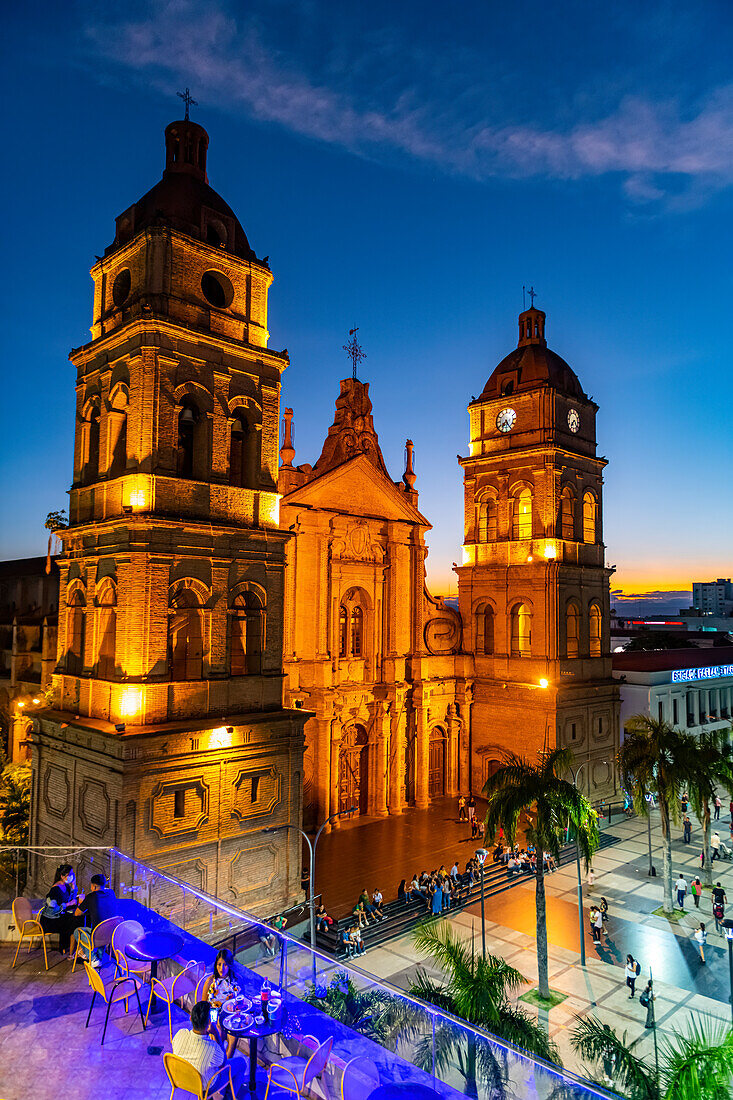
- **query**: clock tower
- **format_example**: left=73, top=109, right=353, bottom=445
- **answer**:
left=457, top=305, right=620, bottom=799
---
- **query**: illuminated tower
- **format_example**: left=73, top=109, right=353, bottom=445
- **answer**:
left=457, top=305, right=620, bottom=799
left=29, top=118, right=306, bottom=911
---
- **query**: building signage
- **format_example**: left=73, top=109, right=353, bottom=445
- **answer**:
left=671, top=664, right=733, bottom=683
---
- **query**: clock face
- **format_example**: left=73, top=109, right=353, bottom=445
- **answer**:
left=496, top=408, right=517, bottom=433
left=567, top=408, right=580, bottom=433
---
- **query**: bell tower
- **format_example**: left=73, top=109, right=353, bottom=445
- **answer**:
left=29, top=117, right=306, bottom=912
left=457, top=305, right=620, bottom=800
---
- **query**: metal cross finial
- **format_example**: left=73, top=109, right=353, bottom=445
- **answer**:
left=343, top=327, right=367, bottom=381
left=528, top=286, right=537, bottom=308
left=177, top=88, right=197, bottom=121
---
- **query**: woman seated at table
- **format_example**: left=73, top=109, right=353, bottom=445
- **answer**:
left=202, top=949, right=242, bottom=1057
left=38, top=863, right=81, bottom=957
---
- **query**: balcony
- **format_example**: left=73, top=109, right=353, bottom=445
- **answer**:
left=0, top=847, right=615, bottom=1100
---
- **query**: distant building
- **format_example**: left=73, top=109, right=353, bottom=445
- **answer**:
left=613, top=647, right=733, bottom=740
left=693, top=579, right=733, bottom=617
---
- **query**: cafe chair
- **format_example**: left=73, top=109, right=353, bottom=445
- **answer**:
left=146, top=960, right=200, bottom=1043
left=72, top=914, right=124, bottom=973
left=264, top=1036, right=332, bottom=1098
left=340, top=1056, right=381, bottom=1100
left=11, top=897, right=50, bottom=971
left=112, top=918, right=149, bottom=981
left=163, top=1053, right=234, bottom=1100
left=83, top=960, right=146, bottom=1045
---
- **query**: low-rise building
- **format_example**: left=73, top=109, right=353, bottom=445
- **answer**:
left=612, top=647, right=733, bottom=739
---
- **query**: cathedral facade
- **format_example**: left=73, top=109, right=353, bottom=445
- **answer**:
left=28, top=115, right=618, bottom=902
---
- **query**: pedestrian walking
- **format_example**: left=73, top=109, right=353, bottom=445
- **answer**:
left=587, top=866, right=595, bottom=890
left=713, top=882, right=727, bottom=932
left=625, top=955, right=640, bottom=998
left=599, top=896, right=609, bottom=923
left=729, top=798, right=733, bottom=820
left=681, top=792, right=689, bottom=814
left=593, top=906, right=604, bottom=944
left=675, top=873, right=687, bottom=910
left=639, top=980, right=655, bottom=1028
left=694, top=922, right=707, bottom=964
left=683, top=815, right=691, bottom=844
left=467, top=795, right=476, bottom=826
left=711, top=831, right=721, bottom=861
left=589, top=905, right=600, bottom=943
left=691, top=877, right=702, bottom=908
left=458, top=794, right=467, bottom=822
left=715, top=795, right=722, bottom=820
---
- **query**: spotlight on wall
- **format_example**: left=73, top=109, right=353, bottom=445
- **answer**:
left=32, top=698, right=40, bottom=704
left=226, top=726, right=234, bottom=734
left=16, top=701, right=25, bottom=708
left=114, top=723, right=126, bottom=733
left=539, top=678, right=549, bottom=689
left=543, top=542, right=557, bottom=559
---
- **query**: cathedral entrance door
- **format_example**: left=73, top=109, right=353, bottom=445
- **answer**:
left=428, top=730, right=446, bottom=799
left=338, top=725, right=369, bottom=815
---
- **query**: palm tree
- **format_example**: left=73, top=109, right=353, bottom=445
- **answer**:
left=408, top=920, right=559, bottom=1097
left=482, top=747, right=599, bottom=1000
left=571, top=1014, right=733, bottom=1099
left=686, top=729, right=733, bottom=888
left=304, top=970, right=402, bottom=1048
left=619, top=715, right=699, bottom=914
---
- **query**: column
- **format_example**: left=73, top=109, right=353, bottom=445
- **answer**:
left=388, top=693, right=406, bottom=814
left=446, top=705, right=461, bottom=797
left=372, top=702, right=389, bottom=817
left=415, top=690, right=429, bottom=809
left=460, top=682, right=474, bottom=795
left=330, top=724, right=342, bottom=828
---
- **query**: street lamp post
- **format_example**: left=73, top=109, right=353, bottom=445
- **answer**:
left=266, top=806, right=356, bottom=980
left=475, top=848, right=488, bottom=960
left=568, top=765, right=587, bottom=967
left=723, top=918, right=733, bottom=1025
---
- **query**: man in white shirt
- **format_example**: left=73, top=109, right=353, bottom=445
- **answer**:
left=675, top=874, right=687, bottom=910
left=712, top=832, right=721, bottom=861
left=172, top=1002, right=232, bottom=1096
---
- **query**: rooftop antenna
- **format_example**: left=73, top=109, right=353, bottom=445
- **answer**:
left=177, top=87, right=197, bottom=121
left=343, top=327, right=366, bottom=381
left=523, top=285, right=526, bottom=310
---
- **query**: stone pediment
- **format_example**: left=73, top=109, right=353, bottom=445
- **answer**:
left=281, top=453, right=430, bottom=527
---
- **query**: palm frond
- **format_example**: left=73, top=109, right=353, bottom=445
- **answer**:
left=660, top=1017, right=733, bottom=1100
left=570, top=1016, right=656, bottom=1100
left=495, top=1003, right=560, bottom=1064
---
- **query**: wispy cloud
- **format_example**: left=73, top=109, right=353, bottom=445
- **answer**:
left=82, top=1, right=733, bottom=205
left=611, top=590, right=692, bottom=602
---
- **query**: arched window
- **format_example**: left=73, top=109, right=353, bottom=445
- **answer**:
left=84, top=408, right=100, bottom=483
left=339, top=605, right=348, bottom=658
left=67, top=590, right=86, bottom=675
left=230, top=590, right=264, bottom=675
left=350, top=607, right=363, bottom=657
left=476, top=605, right=494, bottom=655
left=566, top=603, right=579, bottom=658
left=229, top=412, right=259, bottom=489
left=560, top=489, right=575, bottom=540
left=97, top=585, right=117, bottom=680
left=177, top=402, right=198, bottom=479
left=513, top=488, right=532, bottom=540
left=582, top=491, right=597, bottom=543
left=108, top=388, right=128, bottom=479
left=339, top=589, right=367, bottom=659
left=589, top=603, right=602, bottom=657
left=510, top=603, right=531, bottom=657
left=477, top=498, right=497, bottom=542
left=169, top=587, right=204, bottom=680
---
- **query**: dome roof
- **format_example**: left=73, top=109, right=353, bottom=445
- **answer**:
left=106, top=120, right=257, bottom=261
left=475, top=307, right=587, bottom=403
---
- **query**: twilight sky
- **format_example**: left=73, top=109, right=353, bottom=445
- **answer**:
left=2, top=1, right=733, bottom=604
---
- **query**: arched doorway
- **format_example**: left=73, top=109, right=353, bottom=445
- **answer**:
left=338, top=725, right=369, bottom=815
left=429, top=727, right=446, bottom=799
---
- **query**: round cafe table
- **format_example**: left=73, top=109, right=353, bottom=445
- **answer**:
left=367, top=1086, right=439, bottom=1100
left=125, top=931, right=184, bottom=1013
left=221, top=1002, right=286, bottom=1098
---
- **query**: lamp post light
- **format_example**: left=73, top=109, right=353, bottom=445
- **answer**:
left=723, top=918, right=733, bottom=1025
left=266, top=805, right=356, bottom=980
left=475, top=847, right=488, bottom=960
left=568, top=764, right=587, bottom=968
left=645, top=793, right=656, bottom=877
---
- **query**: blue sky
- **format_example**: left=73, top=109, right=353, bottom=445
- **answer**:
left=2, top=1, right=733, bottom=602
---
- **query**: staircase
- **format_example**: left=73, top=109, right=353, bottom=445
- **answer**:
left=315, top=829, right=619, bottom=957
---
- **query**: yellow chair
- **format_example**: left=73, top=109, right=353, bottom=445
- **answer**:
left=111, top=918, right=149, bottom=981
left=11, top=897, right=50, bottom=971
left=340, top=1056, right=381, bottom=1100
left=71, top=914, right=124, bottom=973
left=163, top=1052, right=234, bottom=1100
left=146, top=961, right=201, bottom=1043
left=83, top=960, right=146, bottom=1045
left=264, top=1036, right=332, bottom=1098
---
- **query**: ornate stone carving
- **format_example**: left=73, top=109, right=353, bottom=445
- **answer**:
left=424, top=605, right=462, bottom=655
left=149, top=778, right=209, bottom=837
left=231, top=765, right=281, bottom=820
left=43, top=764, right=70, bottom=819
left=78, top=777, right=111, bottom=838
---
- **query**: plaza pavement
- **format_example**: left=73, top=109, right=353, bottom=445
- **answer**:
left=352, top=806, right=733, bottom=1078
